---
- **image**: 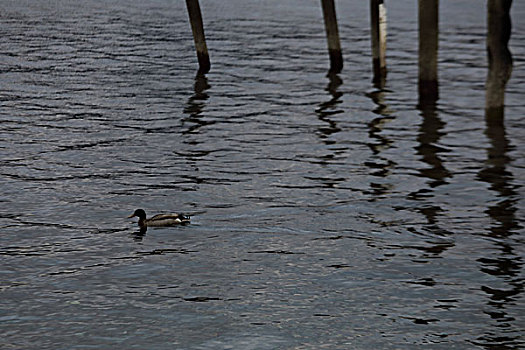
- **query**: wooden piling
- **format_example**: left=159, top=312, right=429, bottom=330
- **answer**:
left=486, top=0, right=513, bottom=118
left=186, top=0, right=210, bottom=74
left=370, top=0, right=387, bottom=86
left=418, top=0, right=439, bottom=103
left=321, top=0, right=343, bottom=73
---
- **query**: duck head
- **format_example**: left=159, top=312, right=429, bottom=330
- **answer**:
left=128, top=209, right=147, bottom=224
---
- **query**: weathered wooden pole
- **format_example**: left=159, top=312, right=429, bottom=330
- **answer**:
left=370, top=0, right=387, bottom=85
left=418, top=0, right=439, bottom=103
left=186, top=0, right=210, bottom=74
left=485, top=0, right=513, bottom=120
left=321, top=0, right=343, bottom=73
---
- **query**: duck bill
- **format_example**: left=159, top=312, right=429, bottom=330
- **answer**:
left=127, top=214, right=135, bottom=218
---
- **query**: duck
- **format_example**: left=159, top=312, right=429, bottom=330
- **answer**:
left=128, top=208, right=190, bottom=227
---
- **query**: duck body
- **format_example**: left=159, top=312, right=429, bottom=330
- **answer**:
left=128, top=209, right=190, bottom=227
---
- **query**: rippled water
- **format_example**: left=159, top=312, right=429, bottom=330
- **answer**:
left=1, top=0, right=524, bottom=348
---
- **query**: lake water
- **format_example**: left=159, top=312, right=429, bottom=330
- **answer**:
left=1, top=0, right=524, bottom=348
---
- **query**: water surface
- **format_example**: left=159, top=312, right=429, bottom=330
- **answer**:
left=1, top=0, right=524, bottom=348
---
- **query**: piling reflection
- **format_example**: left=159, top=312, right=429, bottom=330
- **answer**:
left=365, top=83, right=396, bottom=198
left=407, top=98, right=453, bottom=242
left=306, top=72, right=346, bottom=190
left=478, top=110, right=520, bottom=236
left=315, top=72, right=342, bottom=145
left=366, top=88, right=394, bottom=155
left=475, top=110, right=523, bottom=348
left=182, top=72, right=211, bottom=134
left=414, top=101, right=451, bottom=188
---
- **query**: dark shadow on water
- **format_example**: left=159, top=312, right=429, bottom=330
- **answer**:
left=182, top=72, right=212, bottom=135
left=473, top=108, right=524, bottom=349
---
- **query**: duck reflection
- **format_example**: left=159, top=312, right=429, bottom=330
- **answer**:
left=182, top=72, right=212, bottom=134
left=475, top=109, right=523, bottom=347
left=130, top=226, right=148, bottom=241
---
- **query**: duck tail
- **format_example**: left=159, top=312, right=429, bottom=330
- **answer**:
left=180, top=214, right=191, bottom=223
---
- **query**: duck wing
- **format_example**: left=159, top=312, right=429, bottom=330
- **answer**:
left=149, top=213, right=182, bottom=220
left=146, top=213, right=191, bottom=226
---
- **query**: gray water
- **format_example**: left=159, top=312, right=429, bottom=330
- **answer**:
left=1, top=0, right=524, bottom=348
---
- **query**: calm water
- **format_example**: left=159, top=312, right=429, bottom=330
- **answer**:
left=1, top=0, right=524, bottom=348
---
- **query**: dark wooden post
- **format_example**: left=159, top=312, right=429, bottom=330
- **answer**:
left=370, top=0, right=387, bottom=85
left=486, top=0, right=513, bottom=119
left=321, top=0, right=343, bottom=73
left=418, top=0, right=439, bottom=103
left=186, top=0, right=210, bottom=74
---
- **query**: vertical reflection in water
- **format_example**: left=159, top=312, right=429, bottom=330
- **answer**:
left=182, top=72, right=211, bottom=135
left=414, top=101, right=451, bottom=188
left=315, top=72, right=342, bottom=146
left=474, top=110, right=523, bottom=348
left=478, top=111, right=520, bottom=236
left=308, top=72, right=345, bottom=189
left=365, top=81, right=396, bottom=198
left=130, top=226, right=148, bottom=241
left=179, top=73, right=211, bottom=190
left=409, top=99, right=452, bottom=238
